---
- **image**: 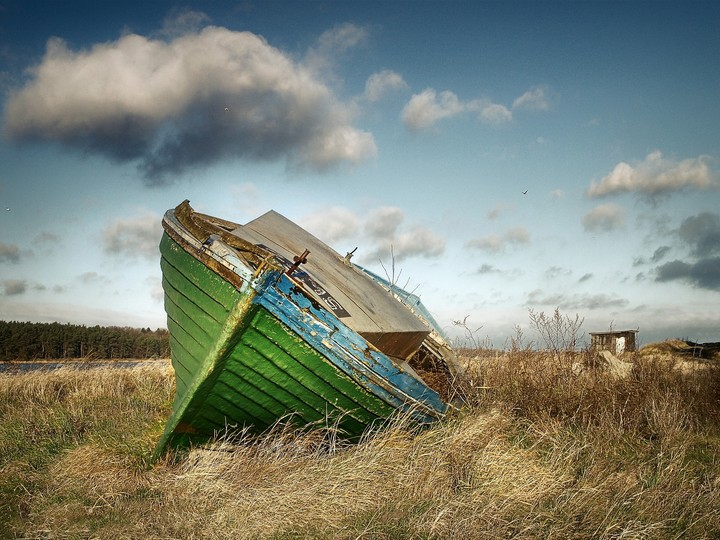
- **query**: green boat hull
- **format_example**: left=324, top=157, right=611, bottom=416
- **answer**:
left=156, top=233, right=398, bottom=454
left=153, top=201, right=456, bottom=458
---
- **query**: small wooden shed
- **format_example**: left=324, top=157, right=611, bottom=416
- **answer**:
left=590, top=330, right=638, bottom=354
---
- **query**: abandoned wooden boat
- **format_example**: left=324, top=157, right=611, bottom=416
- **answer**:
left=154, top=200, right=460, bottom=456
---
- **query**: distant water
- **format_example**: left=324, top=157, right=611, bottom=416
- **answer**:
left=0, top=360, right=163, bottom=373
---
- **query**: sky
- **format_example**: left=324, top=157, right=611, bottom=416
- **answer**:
left=1, top=0, right=719, bottom=349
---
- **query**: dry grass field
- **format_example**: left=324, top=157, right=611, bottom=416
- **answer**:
left=1, top=343, right=719, bottom=539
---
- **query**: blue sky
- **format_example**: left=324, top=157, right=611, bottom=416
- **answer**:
left=1, top=0, right=719, bottom=348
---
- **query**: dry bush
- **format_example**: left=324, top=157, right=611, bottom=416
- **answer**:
left=528, top=307, right=585, bottom=354
left=458, top=343, right=720, bottom=433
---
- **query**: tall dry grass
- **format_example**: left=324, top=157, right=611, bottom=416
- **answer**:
left=1, top=348, right=719, bottom=539
left=0, top=363, right=174, bottom=537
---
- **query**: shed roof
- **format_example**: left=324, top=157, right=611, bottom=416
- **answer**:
left=589, top=330, right=638, bottom=336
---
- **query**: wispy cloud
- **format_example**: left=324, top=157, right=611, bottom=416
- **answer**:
left=365, top=207, right=405, bottom=239
left=3, top=19, right=376, bottom=183
left=301, top=206, right=360, bottom=243
left=304, top=22, right=369, bottom=75
left=473, top=99, right=513, bottom=125
left=401, top=85, right=548, bottom=132
left=2, top=279, right=26, bottom=295
left=545, top=266, right=572, bottom=279
left=487, top=202, right=512, bottom=220
left=651, top=245, right=671, bottom=263
left=401, top=89, right=466, bottom=132
left=477, top=263, right=501, bottom=275
left=634, top=246, right=671, bottom=267
left=301, top=205, right=445, bottom=262
left=527, top=289, right=629, bottom=310
left=582, top=203, right=625, bottom=232
left=102, top=212, right=162, bottom=259
left=78, top=271, right=108, bottom=285
left=0, top=242, right=20, bottom=263
left=159, top=8, right=211, bottom=37
left=587, top=151, right=717, bottom=198
left=364, top=70, right=408, bottom=102
left=512, top=86, right=549, bottom=111
left=147, top=276, right=164, bottom=303
left=35, top=232, right=61, bottom=245
left=363, top=207, right=445, bottom=262
left=466, top=226, right=530, bottom=253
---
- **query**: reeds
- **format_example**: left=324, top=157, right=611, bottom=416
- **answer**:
left=1, top=349, right=719, bottom=539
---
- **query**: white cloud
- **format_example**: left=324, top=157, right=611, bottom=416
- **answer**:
left=365, top=207, right=405, bottom=238
left=466, top=226, right=530, bottom=253
left=381, top=226, right=445, bottom=262
left=471, top=100, right=513, bottom=125
left=298, top=205, right=445, bottom=263
left=587, top=151, right=717, bottom=198
left=401, top=85, right=548, bottom=131
left=512, top=86, right=549, bottom=110
left=102, top=212, right=162, bottom=259
left=364, top=70, right=408, bottom=102
left=301, top=206, right=360, bottom=243
left=363, top=206, right=444, bottom=261
left=146, top=275, right=164, bottom=303
left=3, top=24, right=376, bottom=182
left=582, top=203, right=626, bottom=232
left=401, top=89, right=465, bottom=132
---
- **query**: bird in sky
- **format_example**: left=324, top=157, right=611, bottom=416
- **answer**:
left=522, top=190, right=528, bottom=195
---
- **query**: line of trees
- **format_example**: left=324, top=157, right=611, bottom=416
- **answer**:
left=0, top=321, right=170, bottom=361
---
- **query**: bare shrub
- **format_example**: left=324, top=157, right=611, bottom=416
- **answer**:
left=528, top=307, right=585, bottom=354
left=452, top=315, right=492, bottom=351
